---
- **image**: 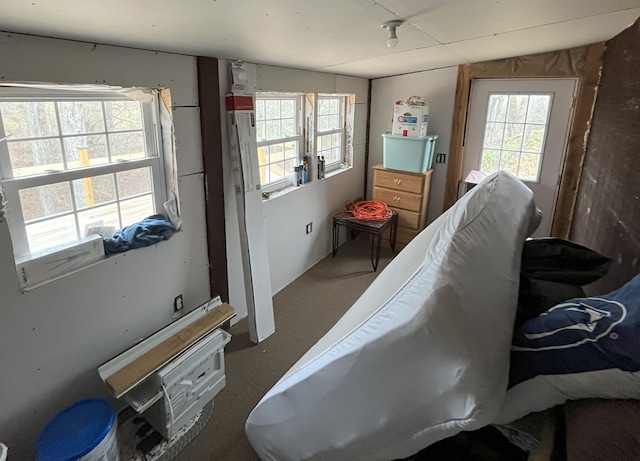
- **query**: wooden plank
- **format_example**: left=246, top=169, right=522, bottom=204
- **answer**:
left=443, top=64, right=471, bottom=211
left=197, top=56, right=229, bottom=303
left=551, top=42, right=605, bottom=238
left=106, top=303, right=235, bottom=398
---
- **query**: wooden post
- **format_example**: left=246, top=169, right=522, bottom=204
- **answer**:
left=78, top=146, right=95, bottom=206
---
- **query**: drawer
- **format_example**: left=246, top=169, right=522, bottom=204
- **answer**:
left=382, top=226, right=420, bottom=248
left=390, top=207, right=421, bottom=230
left=396, top=226, right=420, bottom=245
left=373, top=187, right=422, bottom=213
left=373, top=168, right=425, bottom=194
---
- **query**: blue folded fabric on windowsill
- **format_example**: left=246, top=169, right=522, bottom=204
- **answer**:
left=103, top=214, right=176, bottom=255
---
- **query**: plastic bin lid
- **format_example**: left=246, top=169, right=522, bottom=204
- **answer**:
left=382, top=132, right=438, bottom=140
left=36, top=398, right=115, bottom=461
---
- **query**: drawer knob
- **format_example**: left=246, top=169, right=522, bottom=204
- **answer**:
left=393, top=196, right=401, bottom=202
left=394, top=178, right=402, bottom=185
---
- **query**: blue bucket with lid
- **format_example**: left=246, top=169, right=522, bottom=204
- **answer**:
left=36, top=398, right=119, bottom=461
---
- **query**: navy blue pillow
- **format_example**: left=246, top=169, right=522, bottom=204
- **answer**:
left=496, top=273, right=640, bottom=424
left=509, top=272, right=640, bottom=387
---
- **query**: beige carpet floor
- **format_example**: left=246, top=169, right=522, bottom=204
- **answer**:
left=175, top=234, right=396, bottom=460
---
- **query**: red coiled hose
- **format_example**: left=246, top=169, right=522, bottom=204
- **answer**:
left=334, top=200, right=393, bottom=221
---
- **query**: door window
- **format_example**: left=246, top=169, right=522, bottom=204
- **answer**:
left=480, top=93, right=552, bottom=182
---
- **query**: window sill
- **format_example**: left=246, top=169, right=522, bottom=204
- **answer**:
left=261, top=165, right=352, bottom=202
left=18, top=232, right=178, bottom=293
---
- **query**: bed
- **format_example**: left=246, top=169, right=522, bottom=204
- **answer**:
left=245, top=170, right=539, bottom=460
left=245, top=169, right=640, bottom=460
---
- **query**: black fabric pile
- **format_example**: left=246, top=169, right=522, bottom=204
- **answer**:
left=515, top=238, right=612, bottom=328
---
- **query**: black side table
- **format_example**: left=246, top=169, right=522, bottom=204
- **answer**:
left=332, top=211, right=398, bottom=271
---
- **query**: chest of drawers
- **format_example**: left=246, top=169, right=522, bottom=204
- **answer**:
left=372, top=164, right=433, bottom=249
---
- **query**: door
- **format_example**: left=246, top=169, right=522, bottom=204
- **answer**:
left=463, top=78, right=577, bottom=236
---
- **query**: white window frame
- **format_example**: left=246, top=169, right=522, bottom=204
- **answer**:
left=255, top=92, right=304, bottom=192
left=0, top=87, right=166, bottom=261
left=316, top=94, right=347, bottom=173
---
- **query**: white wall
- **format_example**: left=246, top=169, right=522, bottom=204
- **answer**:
left=368, top=67, right=458, bottom=223
left=220, top=62, right=370, bottom=301
left=0, top=33, right=211, bottom=459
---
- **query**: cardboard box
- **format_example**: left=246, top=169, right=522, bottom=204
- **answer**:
left=392, top=103, right=429, bottom=137
left=225, top=93, right=260, bottom=192
left=16, top=234, right=104, bottom=288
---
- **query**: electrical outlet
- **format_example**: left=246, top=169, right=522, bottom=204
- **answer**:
left=174, top=294, right=183, bottom=312
left=435, top=153, right=447, bottom=164
left=306, top=222, right=313, bottom=234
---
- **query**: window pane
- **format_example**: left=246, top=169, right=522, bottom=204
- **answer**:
left=265, top=100, right=280, bottom=119
left=120, top=195, right=154, bottom=227
left=116, top=167, right=152, bottom=199
left=26, top=214, right=78, bottom=254
left=499, top=151, right=520, bottom=176
left=526, top=95, right=551, bottom=124
left=318, top=115, right=329, bottom=132
left=108, top=131, right=146, bottom=160
left=329, top=114, right=340, bottom=130
left=259, top=165, right=269, bottom=185
left=331, top=132, right=342, bottom=149
left=501, top=123, right=524, bottom=151
left=486, top=95, right=507, bottom=122
left=316, top=134, right=325, bottom=152
left=481, top=149, right=501, bottom=172
left=78, top=203, right=120, bottom=237
left=506, top=95, right=528, bottom=123
left=73, top=174, right=116, bottom=210
left=19, top=182, right=73, bottom=221
left=523, top=125, right=546, bottom=153
left=7, top=138, right=64, bottom=177
left=257, top=145, right=268, bottom=167
left=483, top=122, right=504, bottom=149
left=0, top=101, right=58, bottom=138
left=330, top=147, right=342, bottom=164
left=265, top=120, right=281, bottom=140
left=282, top=118, right=294, bottom=138
left=318, top=99, right=329, bottom=115
left=269, top=143, right=285, bottom=163
left=284, top=158, right=295, bottom=178
left=105, top=100, right=142, bottom=131
left=269, top=161, right=286, bottom=183
left=58, top=101, right=105, bottom=135
left=518, top=153, right=541, bottom=181
left=64, top=134, right=108, bottom=168
left=280, top=100, right=294, bottom=118
left=318, top=133, right=342, bottom=163
left=284, top=141, right=296, bottom=160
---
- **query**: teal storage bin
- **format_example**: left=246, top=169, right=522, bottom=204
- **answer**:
left=382, top=133, right=438, bottom=173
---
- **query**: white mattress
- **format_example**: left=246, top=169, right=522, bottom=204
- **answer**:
left=246, top=171, right=539, bottom=460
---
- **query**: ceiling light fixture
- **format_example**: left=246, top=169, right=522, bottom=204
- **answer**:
left=381, top=19, right=404, bottom=48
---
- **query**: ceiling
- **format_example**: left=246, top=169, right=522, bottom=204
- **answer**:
left=2, top=0, right=640, bottom=79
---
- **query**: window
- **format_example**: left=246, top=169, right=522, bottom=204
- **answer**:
left=254, top=92, right=354, bottom=192
left=255, top=94, right=303, bottom=191
left=0, top=87, right=165, bottom=260
left=480, top=93, right=552, bottom=182
left=316, top=95, right=346, bottom=171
